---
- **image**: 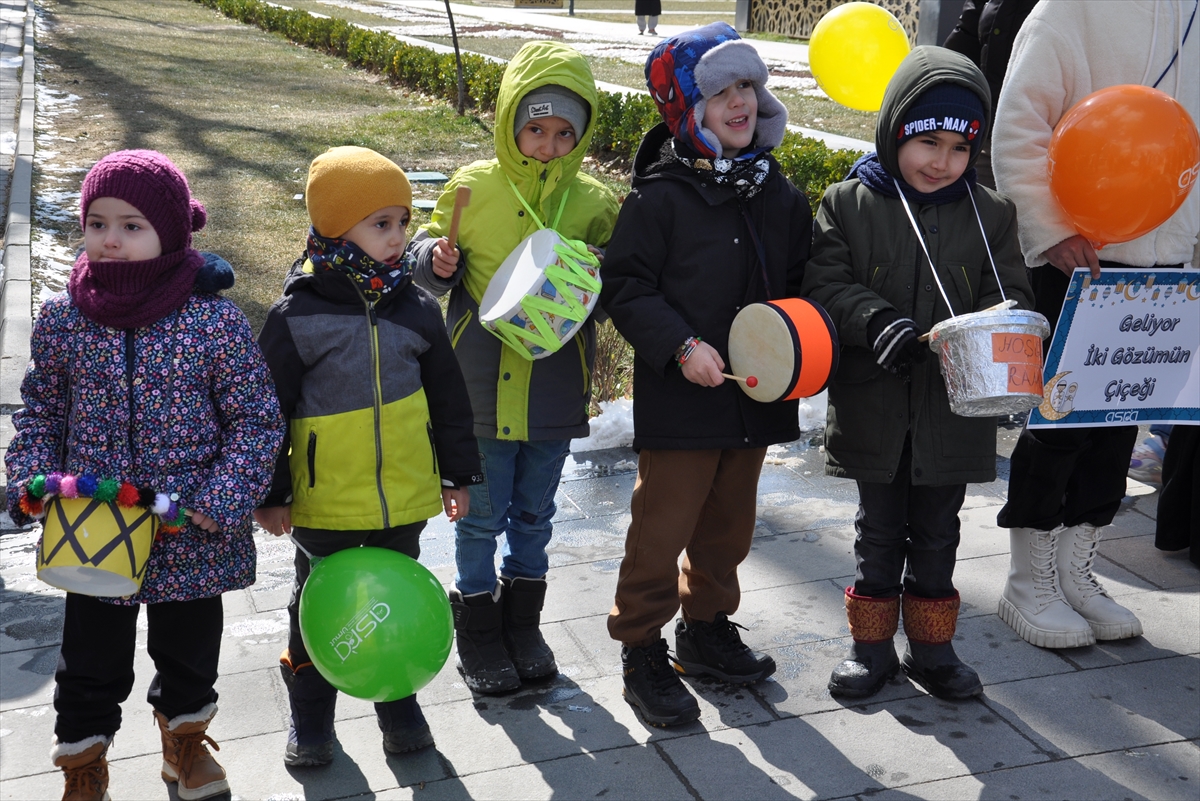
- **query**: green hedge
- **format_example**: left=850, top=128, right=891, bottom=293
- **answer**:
left=192, top=0, right=863, bottom=210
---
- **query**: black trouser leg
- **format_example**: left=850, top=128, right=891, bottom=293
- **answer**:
left=286, top=524, right=425, bottom=665
left=54, top=594, right=139, bottom=743
left=855, top=441, right=964, bottom=600
left=145, top=595, right=224, bottom=720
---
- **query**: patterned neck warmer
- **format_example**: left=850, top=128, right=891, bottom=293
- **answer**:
left=305, top=227, right=413, bottom=297
left=672, top=140, right=773, bottom=199
left=68, top=248, right=204, bottom=329
left=851, top=152, right=977, bottom=206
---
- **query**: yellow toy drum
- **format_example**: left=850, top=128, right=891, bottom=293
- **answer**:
left=38, top=497, right=157, bottom=597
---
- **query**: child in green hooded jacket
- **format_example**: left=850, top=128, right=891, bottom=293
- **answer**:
left=409, top=40, right=618, bottom=695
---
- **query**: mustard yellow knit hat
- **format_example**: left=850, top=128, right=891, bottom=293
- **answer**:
left=305, top=146, right=412, bottom=239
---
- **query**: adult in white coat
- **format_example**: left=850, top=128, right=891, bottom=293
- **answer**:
left=992, top=0, right=1199, bottom=648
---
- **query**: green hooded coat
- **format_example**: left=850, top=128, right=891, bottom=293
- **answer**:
left=412, top=42, right=619, bottom=442
left=801, top=47, right=1034, bottom=485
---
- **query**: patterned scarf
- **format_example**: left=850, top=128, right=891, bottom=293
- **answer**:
left=304, top=228, right=414, bottom=296
left=672, top=140, right=773, bottom=199
left=851, top=152, right=976, bottom=206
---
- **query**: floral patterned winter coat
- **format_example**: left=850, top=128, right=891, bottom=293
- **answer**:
left=5, top=255, right=285, bottom=604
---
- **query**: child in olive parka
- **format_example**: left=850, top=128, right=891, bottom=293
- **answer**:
left=801, top=47, right=1034, bottom=701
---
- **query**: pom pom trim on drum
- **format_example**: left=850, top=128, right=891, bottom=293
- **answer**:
left=728, top=298, right=840, bottom=403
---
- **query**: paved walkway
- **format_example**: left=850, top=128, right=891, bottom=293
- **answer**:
left=2, top=434, right=1196, bottom=800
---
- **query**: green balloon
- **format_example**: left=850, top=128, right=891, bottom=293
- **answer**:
left=299, top=547, right=452, bottom=702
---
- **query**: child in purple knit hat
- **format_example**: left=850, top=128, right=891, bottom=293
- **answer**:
left=5, top=149, right=285, bottom=800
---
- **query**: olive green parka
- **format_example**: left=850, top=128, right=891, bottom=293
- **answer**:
left=801, top=47, right=1034, bottom=485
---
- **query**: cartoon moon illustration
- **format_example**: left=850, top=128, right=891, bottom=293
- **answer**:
left=1039, top=371, right=1073, bottom=421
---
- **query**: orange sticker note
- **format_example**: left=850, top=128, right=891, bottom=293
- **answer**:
left=1008, top=363, right=1043, bottom=393
left=992, top=333, right=1042, bottom=364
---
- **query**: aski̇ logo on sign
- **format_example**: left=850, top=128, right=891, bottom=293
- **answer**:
left=329, top=597, right=391, bottom=662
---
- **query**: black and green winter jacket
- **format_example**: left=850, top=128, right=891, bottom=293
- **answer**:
left=258, top=258, right=482, bottom=529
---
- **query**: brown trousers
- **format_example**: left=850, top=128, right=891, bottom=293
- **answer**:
left=607, top=447, right=767, bottom=646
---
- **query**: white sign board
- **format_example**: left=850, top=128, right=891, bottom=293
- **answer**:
left=1027, top=269, right=1200, bottom=428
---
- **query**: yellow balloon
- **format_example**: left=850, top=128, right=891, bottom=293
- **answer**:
left=809, top=2, right=912, bottom=112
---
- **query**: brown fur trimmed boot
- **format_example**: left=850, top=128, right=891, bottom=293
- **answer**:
left=828, top=588, right=900, bottom=698
left=51, top=736, right=112, bottom=801
left=900, top=592, right=983, bottom=700
left=153, top=703, right=230, bottom=801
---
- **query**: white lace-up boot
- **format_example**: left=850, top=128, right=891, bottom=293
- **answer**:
left=999, top=527, right=1096, bottom=648
left=1057, top=523, right=1143, bottom=640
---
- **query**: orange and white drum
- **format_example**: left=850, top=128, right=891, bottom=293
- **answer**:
left=728, top=298, right=839, bottom=403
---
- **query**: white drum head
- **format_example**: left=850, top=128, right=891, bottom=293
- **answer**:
left=39, top=565, right=139, bottom=597
left=480, top=229, right=562, bottom=323
left=728, top=304, right=798, bottom=403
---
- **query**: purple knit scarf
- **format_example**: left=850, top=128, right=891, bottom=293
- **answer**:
left=68, top=248, right=204, bottom=329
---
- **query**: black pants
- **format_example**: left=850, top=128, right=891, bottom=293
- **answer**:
left=854, top=440, right=966, bottom=600
left=1156, top=424, right=1200, bottom=565
left=998, top=265, right=1143, bottom=530
left=286, top=523, right=425, bottom=668
left=54, top=594, right=223, bottom=743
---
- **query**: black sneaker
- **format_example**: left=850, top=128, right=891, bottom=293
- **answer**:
left=621, top=639, right=701, bottom=727
left=674, top=615, right=776, bottom=685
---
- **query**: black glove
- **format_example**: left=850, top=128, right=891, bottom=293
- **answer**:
left=868, top=310, right=928, bottom=378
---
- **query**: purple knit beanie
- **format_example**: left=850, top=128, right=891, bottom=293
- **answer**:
left=80, top=150, right=207, bottom=253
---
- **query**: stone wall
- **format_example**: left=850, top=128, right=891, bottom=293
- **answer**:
left=748, top=0, right=920, bottom=42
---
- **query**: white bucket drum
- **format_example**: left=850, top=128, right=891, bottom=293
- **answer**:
left=479, top=229, right=601, bottom=360
left=927, top=302, right=1051, bottom=417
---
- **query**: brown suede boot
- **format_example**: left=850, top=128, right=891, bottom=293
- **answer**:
left=153, top=703, right=230, bottom=801
left=52, top=736, right=112, bottom=801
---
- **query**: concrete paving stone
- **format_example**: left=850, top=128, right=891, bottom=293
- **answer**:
left=1123, top=492, right=1163, bottom=528
left=981, top=655, right=1200, bottom=758
left=0, top=239, right=27, bottom=280
left=546, top=512, right=632, bottom=568
left=739, top=527, right=856, bottom=592
left=534, top=559, right=619, bottom=625
left=0, top=644, right=56, bottom=712
left=1095, top=533, right=1200, bottom=590
left=1108, top=502, right=1160, bottom=538
left=1053, top=587, right=1200, bottom=669
left=754, top=497, right=858, bottom=537
left=556, top=469, right=637, bottom=519
left=869, top=739, right=1200, bottom=801
left=396, top=742, right=694, bottom=801
left=738, top=575, right=853, bottom=648
left=661, top=693, right=1051, bottom=800
left=948, top=613, right=1077, bottom=686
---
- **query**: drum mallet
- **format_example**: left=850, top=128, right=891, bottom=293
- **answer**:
left=722, top=373, right=758, bottom=387
left=445, top=186, right=471, bottom=252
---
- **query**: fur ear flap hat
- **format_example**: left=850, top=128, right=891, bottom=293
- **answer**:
left=644, top=21, right=787, bottom=158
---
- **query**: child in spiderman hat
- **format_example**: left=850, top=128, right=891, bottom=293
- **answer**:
left=599, top=21, right=812, bottom=727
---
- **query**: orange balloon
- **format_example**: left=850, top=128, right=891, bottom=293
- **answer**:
left=1048, top=84, right=1200, bottom=246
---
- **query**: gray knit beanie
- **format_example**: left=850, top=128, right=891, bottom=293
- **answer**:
left=512, top=85, right=590, bottom=141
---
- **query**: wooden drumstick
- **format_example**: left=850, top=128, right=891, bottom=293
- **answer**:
left=445, top=186, right=471, bottom=251
left=722, top=373, right=758, bottom=387
left=918, top=300, right=1016, bottom=342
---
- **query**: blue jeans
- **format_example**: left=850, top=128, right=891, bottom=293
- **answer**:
left=455, top=437, right=571, bottom=595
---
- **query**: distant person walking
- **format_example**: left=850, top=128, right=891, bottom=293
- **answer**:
left=636, top=0, right=660, bottom=35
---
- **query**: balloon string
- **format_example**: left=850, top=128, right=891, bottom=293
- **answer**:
left=967, top=186, right=1008, bottom=305
left=894, top=178, right=959, bottom=319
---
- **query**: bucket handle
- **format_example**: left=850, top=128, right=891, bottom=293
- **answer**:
left=893, top=179, right=1010, bottom=322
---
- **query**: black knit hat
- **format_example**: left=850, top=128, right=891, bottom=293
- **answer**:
left=896, top=84, right=987, bottom=155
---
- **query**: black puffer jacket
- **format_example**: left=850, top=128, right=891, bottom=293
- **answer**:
left=600, top=123, right=813, bottom=451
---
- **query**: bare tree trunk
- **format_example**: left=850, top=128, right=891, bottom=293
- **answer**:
left=445, top=0, right=466, bottom=115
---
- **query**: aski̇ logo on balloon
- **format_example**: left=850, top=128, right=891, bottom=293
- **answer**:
left=1178, top=161, right=1199, bottom=193
left=329, top=597, right=391, bottom=662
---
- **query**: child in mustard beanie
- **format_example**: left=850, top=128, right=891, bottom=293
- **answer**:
left=255, top=145, right=482, bottom=767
